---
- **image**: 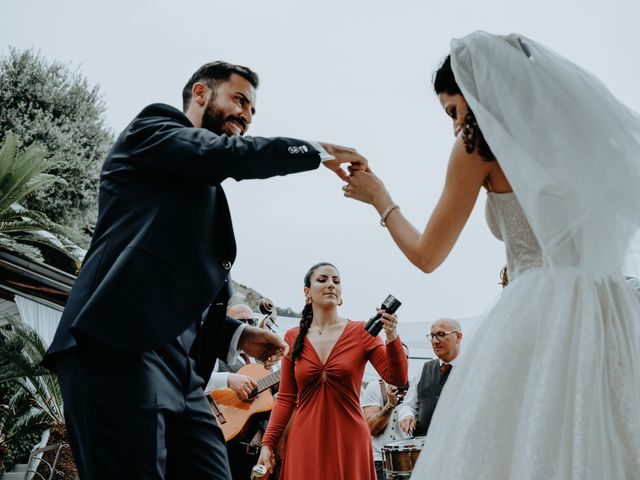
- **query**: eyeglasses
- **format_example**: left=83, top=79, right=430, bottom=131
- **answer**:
left=427, top=331, right=459, bottom=342
left=238, top=317, right=259, bottom=326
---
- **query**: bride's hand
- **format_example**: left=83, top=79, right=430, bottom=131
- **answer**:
left=343, top=169, right=391, bottom=207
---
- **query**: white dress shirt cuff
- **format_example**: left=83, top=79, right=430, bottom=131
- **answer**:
left=398, top=410, right=415, bottom=422
left=397, top=382, right=418, bottom=421
left=204, top=372, right=229, bottom=394
left=309, top=141, right=335, bottom=162
left=226, top=322, right=247, bottom=364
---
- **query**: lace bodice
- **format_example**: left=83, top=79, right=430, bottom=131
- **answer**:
left=485, top=192, right=543, bottom=280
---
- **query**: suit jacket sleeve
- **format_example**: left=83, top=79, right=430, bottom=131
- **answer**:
left=192, top=311, right=242, bottom=382
left=116, top=104, right=322, bottom=185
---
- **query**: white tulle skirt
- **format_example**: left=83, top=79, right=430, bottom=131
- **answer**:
left=410, top=268, right=640, bottom=479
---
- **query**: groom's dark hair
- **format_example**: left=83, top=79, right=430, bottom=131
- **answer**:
left=182, top=61, right=259, bottom=111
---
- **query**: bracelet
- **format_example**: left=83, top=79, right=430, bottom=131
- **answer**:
left=382, top=403, right=394, bottom=415
left=380, top=203, right=399, bottom=227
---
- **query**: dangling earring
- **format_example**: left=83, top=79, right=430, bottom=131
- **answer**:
left=306, top=296, right=312, bottom=305
left=338, top=298, right=343, bottom=306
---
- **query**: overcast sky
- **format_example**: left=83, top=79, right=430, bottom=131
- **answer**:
left=3, top=0, right=640, bottom=332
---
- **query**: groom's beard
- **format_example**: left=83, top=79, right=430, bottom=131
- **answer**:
left=201, top=101, right=246, bottom=136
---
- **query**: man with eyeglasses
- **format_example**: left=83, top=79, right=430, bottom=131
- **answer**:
left=204, top=303, right=266, bottom=480
left=398, top=318, right=463, bottom=437
left=205, top=304, right=259, bottom=399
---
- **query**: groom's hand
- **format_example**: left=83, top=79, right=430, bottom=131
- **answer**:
left=319, top=142, right=368, bottom=180
left=238, top=326, right=289, bottom=369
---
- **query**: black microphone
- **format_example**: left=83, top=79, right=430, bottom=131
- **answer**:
left=364, top=294, right=402, bottom=336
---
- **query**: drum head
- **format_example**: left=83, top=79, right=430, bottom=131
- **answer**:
left=383, top=438, right=424, bottom=452
left=411, top=436, right=426, bottom=448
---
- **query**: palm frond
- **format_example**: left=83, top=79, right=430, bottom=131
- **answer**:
left=0, top=215, right=56, bottom=234
left=0, top=206, right=83, bottom=263
left=0, top=389, right=51, bottom=443
left=0, top=315, right=64, bottom=423
left=0, top=134, right=83, bottom=271
left=0, top=207, right=63, bottom=232
left=0, top=234, right=45, bottom=262
left=0, top=132, right=18, bottom=183
left=12, top=232, right=82, bottom=268
left=0, top=137, right=63, bottom=213
left=0, top=174, right=63, bottom=213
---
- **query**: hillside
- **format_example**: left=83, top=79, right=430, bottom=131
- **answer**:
left=230, top=280, right=299, bottom=318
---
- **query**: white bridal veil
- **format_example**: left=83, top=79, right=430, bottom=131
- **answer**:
left=451, top=32, right=640, bottom=277
left=404, top=32, right=640, bottom=479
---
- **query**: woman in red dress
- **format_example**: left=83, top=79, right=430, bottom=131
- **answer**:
left=258, top=262, right=408, bottom=479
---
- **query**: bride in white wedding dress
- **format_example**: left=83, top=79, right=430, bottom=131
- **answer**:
left=345, top=32, right=640, bottom=479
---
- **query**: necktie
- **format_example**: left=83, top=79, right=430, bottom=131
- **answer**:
left=440, top=363, right=452, bottom=374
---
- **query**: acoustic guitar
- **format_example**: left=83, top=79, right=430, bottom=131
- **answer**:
left=208, top=297, right=282, bottom=442
left=208, top=363, right=281, bottom=441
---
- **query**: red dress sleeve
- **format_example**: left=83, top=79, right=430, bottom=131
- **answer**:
left=261, top=328, right=299, bottom=447
left=361, top=325, right=408, bottom=387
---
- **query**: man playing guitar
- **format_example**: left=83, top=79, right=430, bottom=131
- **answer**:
left=205, top=302, right=280, bottom=479
left=205, top=304, right=259, bottom=399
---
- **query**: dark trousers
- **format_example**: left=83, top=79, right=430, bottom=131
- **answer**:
left=227, top=442, right=259, bottom=480
left=56, top=339, right=231, bottom=480
left=374, top=460, right=386, bottom=480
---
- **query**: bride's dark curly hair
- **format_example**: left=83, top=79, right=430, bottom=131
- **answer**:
left=433, top=55, right=495, bottom=162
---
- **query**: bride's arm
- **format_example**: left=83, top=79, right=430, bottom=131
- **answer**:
left=346, top=136, right=493, bottom=273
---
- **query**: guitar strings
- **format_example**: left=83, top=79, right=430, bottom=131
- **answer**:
left=213, top=378, right=272, bottom=404
left=211, top=372, right=280, bottom=407
left=212, top=315, right=281, bottom=409
left=212, top=386, right=265, bottom=408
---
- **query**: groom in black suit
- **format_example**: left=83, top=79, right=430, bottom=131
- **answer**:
left=43, top=61, right=366, bottom=480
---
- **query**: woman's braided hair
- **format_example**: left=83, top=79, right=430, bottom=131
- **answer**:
left=291, top=262, right=337, bottom=363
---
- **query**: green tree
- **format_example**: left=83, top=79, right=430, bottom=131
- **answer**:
left=0, top=314, right=64, bottom=425
left=0, top=132, right=82, bottom=271
left=0, top=47, right=113, bottom=244
left=0, top=387, right=50, bottom=474
left=0, top=315, right=64, bottom=474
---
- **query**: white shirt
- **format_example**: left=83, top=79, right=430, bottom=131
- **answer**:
left=398, top=356, right=459, bottom=422
left=203, top=324, right=247, bottom=393
left=361, top=380, right=409, bottom=461
left=310, top=142, right=336, bottom=162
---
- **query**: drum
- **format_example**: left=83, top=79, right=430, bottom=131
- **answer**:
left=382, top=436, right=425, bottom=479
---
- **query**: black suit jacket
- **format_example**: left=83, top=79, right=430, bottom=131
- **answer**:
left=44, top=103, right=322, bottom=379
